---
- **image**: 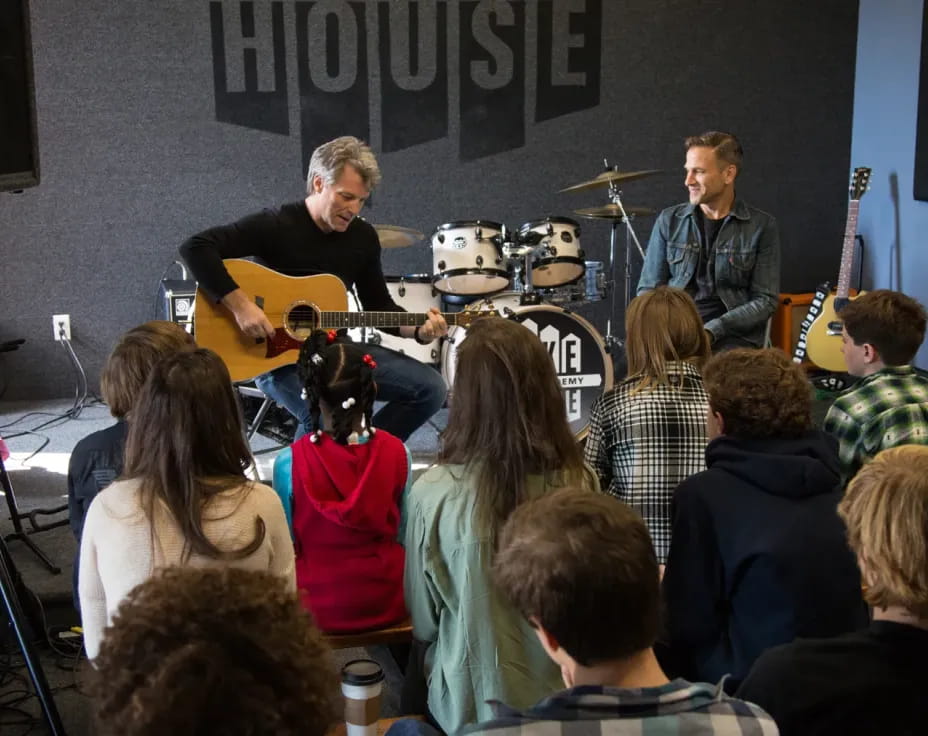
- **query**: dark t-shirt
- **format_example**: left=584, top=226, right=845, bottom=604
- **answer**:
left=737, top=620, right=928, bottom=736
left=179, top=201, right=401, bottom=313
left=689, top=208, right=727, bottom=323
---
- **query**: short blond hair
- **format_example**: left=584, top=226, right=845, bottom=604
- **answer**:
left=625, top=287, right=710, bottom=393
left=839, top=445, right=928, bottom=618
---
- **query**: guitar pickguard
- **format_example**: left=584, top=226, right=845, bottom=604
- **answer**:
left=264, top=328, right=303, bottom=359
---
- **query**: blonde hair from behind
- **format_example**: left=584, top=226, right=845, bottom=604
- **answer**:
left=625, top=287, right=710, bottom=393
left=839, top=445, right=928, bottom=619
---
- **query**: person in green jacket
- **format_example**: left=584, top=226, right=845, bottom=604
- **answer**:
left=404, top=317, right=600, bottom=734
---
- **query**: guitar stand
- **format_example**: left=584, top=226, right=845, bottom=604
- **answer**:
left=0, top=533, right=67, bottom=734
left=1, top=456, right=67, bottom=575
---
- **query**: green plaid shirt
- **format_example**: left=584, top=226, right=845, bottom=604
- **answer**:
left=823, top=365, right=928, bottom=482
left=458, top=680, right=777, bottom=736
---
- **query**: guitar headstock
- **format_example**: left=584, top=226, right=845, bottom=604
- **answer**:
left=455, top=309, right=501, bottom=328
left=850, top=167, right=872, bottom=201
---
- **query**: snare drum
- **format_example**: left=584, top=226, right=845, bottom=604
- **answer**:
left=348, top=275, right=441, bottom=365
left=542, top=261, right=607, bottom=305
left=431, top=220, right=510, bottom=296
left=519, top=217, right=585, bottom=288
left=441, top=293, right=613, bottom=438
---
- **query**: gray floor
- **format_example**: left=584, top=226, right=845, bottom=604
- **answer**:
left=0, top=397, right=442, bottom=736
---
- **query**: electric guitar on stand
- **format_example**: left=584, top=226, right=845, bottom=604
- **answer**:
left=802, top=166, right=872, bottom=372
left=194, top=260, right=495, bottom=382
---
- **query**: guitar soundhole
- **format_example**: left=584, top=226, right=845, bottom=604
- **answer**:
left=286, top=304, right=319, bottom=340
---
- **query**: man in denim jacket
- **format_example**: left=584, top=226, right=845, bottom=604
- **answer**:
left=637, top=132, right=780, bottom=350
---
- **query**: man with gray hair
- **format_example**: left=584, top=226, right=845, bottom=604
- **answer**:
left=180, top=136, right=448, bottom=441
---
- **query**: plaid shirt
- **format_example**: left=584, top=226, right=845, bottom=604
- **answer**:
left=583, top=361, right=709, bottom=561
left=823, top=365, right=928, bottom=482
left=460, top=680, right=778, bottom=736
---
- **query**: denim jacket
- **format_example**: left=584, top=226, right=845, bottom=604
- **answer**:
left=637, top=199, right=780, bottom=347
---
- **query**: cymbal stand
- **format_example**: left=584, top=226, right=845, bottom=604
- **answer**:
left=602, top=159, right=647, bottom=352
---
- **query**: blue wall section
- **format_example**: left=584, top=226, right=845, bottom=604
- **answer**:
left=852, top=0, right=928, bottom=367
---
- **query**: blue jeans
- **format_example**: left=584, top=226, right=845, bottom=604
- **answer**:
left=254, top=343, right=447, bottom=441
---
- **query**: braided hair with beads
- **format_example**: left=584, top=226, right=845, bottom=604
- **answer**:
left=296, top=330, right=378, bottom=444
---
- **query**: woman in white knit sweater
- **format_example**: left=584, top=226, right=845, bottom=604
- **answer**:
left=79, top=348, right=295, bottom=659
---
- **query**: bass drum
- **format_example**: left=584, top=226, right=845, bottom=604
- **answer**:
left=348, top=275, right=441, bottom=364
left=441, top=293, right=613, bottom=438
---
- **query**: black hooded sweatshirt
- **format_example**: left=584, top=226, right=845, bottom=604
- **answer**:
left=661, top=430, right=867, bottom=691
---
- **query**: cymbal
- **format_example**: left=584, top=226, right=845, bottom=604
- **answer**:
left=560, top=169, right=662, bottom=193
left=373, top=224, right=425, bottom=249
left=573, top=204, right=656, bottom=220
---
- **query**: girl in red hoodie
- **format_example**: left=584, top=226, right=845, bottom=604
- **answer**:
left=273, top=329, right=410, bottom=633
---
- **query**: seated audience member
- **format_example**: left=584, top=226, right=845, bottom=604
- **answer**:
left=404, top=317, right=600, bottom=734
left=272, top=329, right=409, bottom=632
left=88, top=567, right=339, bottom=736
left=389, top=489, right=777, bottom=736
left=79, top=349, right=294, bottom=659
left=583, top=286, right=710, bottom=562
left=738, top=445, right=928, bottom=735
left=67, top=321, right=194, bottom=603
left=662, top=348, right=865, bottom=690
left=824, top=289, right=928, bottom=481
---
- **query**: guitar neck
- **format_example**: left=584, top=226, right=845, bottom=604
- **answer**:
left=835, top=199, right=860, bottom=299
left=317, top=311, right=468, bottom=330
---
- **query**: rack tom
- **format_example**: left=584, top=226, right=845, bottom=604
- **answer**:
left=431, top=220, right=510, bottom=296
left=519, top=216, right=585, bottom=288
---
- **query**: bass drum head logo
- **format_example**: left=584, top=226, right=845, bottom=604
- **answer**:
left=515, top=308, right=610, bottom=437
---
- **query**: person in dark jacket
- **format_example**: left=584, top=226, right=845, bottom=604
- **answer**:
left=67, top=321, right=194, bottom=606
left=661, top=348, right=866, bottom=691
left=737, top=445, right=928, bottom=735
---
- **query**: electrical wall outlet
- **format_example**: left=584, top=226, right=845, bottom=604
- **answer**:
left=53, top=314, right=71, bottom=341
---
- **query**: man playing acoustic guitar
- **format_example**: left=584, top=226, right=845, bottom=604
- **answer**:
left=180, top=136, right=448, bottom=441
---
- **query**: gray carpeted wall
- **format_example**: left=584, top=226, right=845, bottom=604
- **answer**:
left=0, top=0, right=858, bottom=399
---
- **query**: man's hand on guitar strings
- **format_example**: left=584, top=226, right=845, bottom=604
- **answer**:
left=233, top=300, right=276, bottom=340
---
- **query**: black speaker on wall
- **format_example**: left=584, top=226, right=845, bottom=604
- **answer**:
left=0, top=0, right=40, bottom=192
left=915, top=0, right=928, bottom=201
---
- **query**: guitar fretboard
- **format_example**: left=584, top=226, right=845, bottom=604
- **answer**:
left=298, top=311, right=471, bottom=330
left=835, top=199, right=860, bottom=299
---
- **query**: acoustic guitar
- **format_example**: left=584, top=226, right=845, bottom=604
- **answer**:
left=804, top=167, right=871, bottom=372
left=194, top=260, right=494, bottom=382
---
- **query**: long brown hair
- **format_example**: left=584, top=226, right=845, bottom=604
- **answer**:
left=122, top=348, right=264, bottom=561
left=625, top=287, right=709, bottom=393
left=440, top=317, right=588, bottom=544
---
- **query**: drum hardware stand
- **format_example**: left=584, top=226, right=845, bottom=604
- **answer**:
left=1, top=452, right=67, bottom=576
left=602, top=159, right=647, bottom=354
left=0, top=534, right=66, bottom=735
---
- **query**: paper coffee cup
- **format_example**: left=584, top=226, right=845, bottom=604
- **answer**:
left=341, top=659, right=384, bottom=736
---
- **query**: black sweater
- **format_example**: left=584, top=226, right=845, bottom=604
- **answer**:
left=179, top=201, right=401, bottom=313
left=661, top=431, right=866, bottom=690
left=738, top=621, right=928, bottom=736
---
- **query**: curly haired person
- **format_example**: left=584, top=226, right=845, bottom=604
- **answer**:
left=662, top=348, right=865, bottom=690
left=89, top=567, right=340, bottom=736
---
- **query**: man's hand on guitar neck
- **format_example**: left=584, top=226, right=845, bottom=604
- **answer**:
left=222, top=288, right=276, bottom=339
left=403, top=307, right=448, bottom=344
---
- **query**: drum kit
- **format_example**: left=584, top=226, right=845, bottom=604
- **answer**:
left=360, top=163, right=660, bottom=437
